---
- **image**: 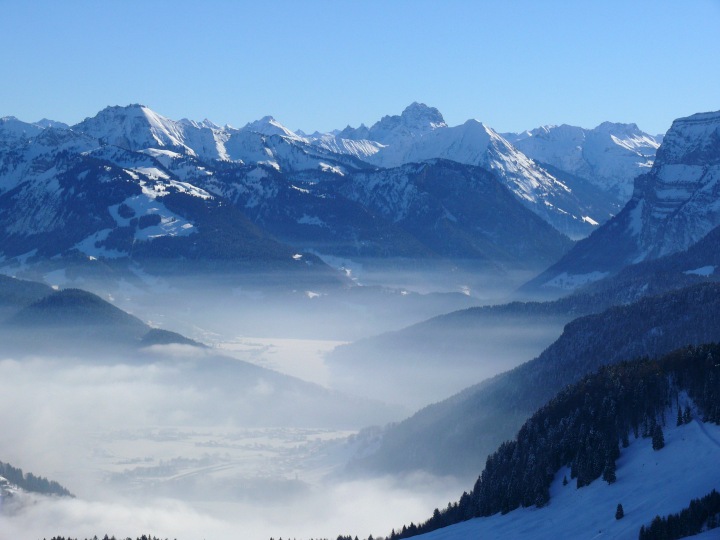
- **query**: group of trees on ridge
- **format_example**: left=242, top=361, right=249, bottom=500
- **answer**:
left=387, top=343, right=720, bottom=539
left=0, top=461, right=73, bottom=497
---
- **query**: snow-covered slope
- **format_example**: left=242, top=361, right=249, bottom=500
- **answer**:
left=176, top=117, right=233, bottom=161
left=309, top=132, right=384, bottom=161
left=0, top=126, right=100, bottom=193
left=417, top=415, right=720, bottom=540
left=0, top=116, right=44, bottom=145
left=525, top=110, right=720, bottom=295
left=506, top=122, right=661, bottom=204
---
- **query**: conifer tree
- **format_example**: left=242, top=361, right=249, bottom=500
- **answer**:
left=602, top=461, right=617, bottom=484
left=615, top=503, right=624, bottom=520
left=652, top=424, right=665, bottom=450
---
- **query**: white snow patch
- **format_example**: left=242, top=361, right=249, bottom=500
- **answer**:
left=297, top=214, right=327, bottom=227
left=134, top=167, right=170, bottom=180
left=582, top=215, right=600, bottom=226
left=319, top=162, right=345, bottom=176
left=73, top=229, right=126, bottom=259
left=543, top=271, right=609, bottom=290
left=292, top=254, right=303, bottom=260
left=142, top=148, right=184, bottom=160
left=684, top=265, right=716, bottom=276
left=137, top=177, right=211, bottom=200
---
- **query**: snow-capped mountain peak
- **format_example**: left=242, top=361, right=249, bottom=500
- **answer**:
left=397, top=101, right=447, bottom=131
left=33, top=118, right=70, bottom=130
left=73, top=104, right=191, bottom=154
left=654, top=110, right=720, bottom=164
left=0, top=116, right=44, bottom=144
left=241, top=115, right=307, bottom=142
left=364, top=102, right=447, bottom=144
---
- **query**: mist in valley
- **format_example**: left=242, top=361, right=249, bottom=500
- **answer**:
left=0, top=350, right=463, bottom=540
left=0, top=264, right=560, bottom=540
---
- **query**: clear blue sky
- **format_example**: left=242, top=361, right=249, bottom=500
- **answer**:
left=1, top=0, right=719, bottom=136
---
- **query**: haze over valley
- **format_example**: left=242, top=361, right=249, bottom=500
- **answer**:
left=2, top=3, right=720, bottom=539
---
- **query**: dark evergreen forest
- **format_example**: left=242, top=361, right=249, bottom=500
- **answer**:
left=639, top=489, right=720, bottom=540
left=387, top=343, right=720, bottom=539
left=0, top=461, right=73, bottom=497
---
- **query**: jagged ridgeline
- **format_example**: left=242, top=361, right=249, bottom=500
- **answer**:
left=0, top=460, right=73, bottom=497
left=0, top=102, right=665, bottom=292
left=389, top=344, right=720, bottom=539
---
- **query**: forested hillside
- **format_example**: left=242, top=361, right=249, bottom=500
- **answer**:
left=350, top=283, right=720, bottom=478
left=389, top=343, right=720, bottom=538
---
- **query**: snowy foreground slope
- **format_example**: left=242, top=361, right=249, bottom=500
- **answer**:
left=417, top=415, right=720, bottom=540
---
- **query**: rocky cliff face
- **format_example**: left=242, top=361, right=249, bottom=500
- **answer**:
left=524, top=110, right=720, bottom=295
left=633, top=111, right=720, bottom=259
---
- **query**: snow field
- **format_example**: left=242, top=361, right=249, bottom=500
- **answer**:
left=417, top=408, right=720, bottom=540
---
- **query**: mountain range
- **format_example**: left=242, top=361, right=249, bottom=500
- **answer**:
left=0, top=103, right=664, bottom=294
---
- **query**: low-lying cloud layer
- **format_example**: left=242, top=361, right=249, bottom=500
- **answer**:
left=0, top=355, right=465, bottom=540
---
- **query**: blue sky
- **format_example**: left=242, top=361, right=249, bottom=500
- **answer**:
left=1, top=0, right=718, bottom=135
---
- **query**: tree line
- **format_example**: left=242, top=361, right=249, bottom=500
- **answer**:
left=639, top=489, right=720, bottom=539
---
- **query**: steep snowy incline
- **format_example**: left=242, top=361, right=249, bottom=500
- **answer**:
left=74, top=104, right=190, bottom=153
left=415, top=416, right=720, bottom=540
left=309, top=132, right=384, bottom=161
left=74, top=105, right=240, bottom=162
left=177, top=117, right=233, bottom=161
